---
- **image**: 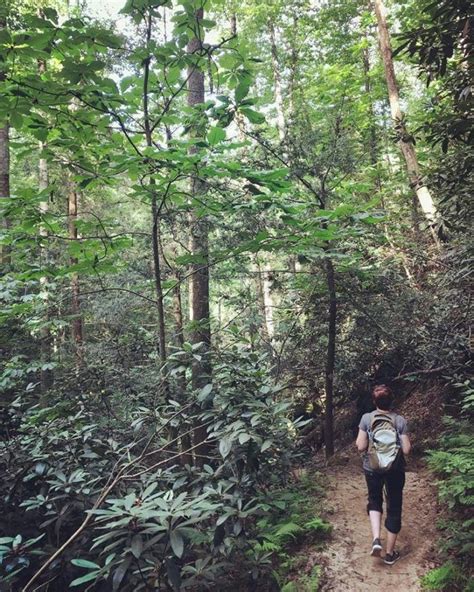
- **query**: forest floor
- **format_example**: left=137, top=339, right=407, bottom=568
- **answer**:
left=313, top=449, right=440, bottom=591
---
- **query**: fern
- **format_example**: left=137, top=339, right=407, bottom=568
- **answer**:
left=272, top=522, right=303, bottom=543
left=421, top=562, right=465, bottom=591
left=303, top=517, right=332, bottom=535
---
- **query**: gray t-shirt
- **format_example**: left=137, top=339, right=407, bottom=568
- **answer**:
left=358, top=411, right=408, bottom=472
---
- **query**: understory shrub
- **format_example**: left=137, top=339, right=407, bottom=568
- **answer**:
left=423, top=378, right=474, bottom=592
left=0, top=345, right=311, bottom=591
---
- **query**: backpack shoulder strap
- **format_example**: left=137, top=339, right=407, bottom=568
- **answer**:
left=371, top=411, right=396, bottom=428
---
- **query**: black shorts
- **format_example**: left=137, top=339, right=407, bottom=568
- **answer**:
left=365, top=470, right=406, bottom=534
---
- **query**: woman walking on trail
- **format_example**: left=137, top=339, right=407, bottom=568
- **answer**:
left=356, top=384, right=412, bottom=565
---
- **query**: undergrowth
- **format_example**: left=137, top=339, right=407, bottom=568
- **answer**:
left=249, top=470, right=330, bottom=591
left=421, top=378, right=474, bottom=592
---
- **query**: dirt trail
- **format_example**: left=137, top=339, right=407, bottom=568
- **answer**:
left=319, top=452, right=439, bottom=591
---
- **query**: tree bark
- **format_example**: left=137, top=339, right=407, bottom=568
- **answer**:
left=255, top=257, right=275, bottom=343
left=38, top=51, right=53, bottom=396
left=361, top=40, right=379, bottom=171
left=39, top=140, right=53, bottom=395
left=0, top=15, right=10, bottom=269
left=324, top=257, right=336, bottom=458
left=374, top=0, right=441, bottom=246
left=268, top=20, right=286, bottom=143
left=188, top=7, right=211, bottom=466
left=0, top=123, right=9, bottom=269
left=67, top=181, right=84, bottom=367
left=143, top=12, right=167, bottom=365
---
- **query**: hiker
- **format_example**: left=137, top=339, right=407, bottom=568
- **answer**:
left=355, top=384, right=412, bottom=565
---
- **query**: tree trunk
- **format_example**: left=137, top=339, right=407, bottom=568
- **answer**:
left=287, top=14, right=299, bottom=124
left=0, top=123, right=9, bottom=269
left=143, top=12, right=167, bottom=365
left=68, top=181, right=84, bottom=367
left=374, top=0, right=440, bottom=246
left=38, top=51, right=53, bottom=396
left=324, top=257, right=336, bottom=458
left=173, top=270, right=193, bottom=465
left=261, top=264, right=275, bottom=343
left=0, top=15, right=10, bottom=269
left=188, top=7, right=211, bottom=466
left=39, top=140, right=53, bottom=395
left=230, top=12, right=237, bottom=36
left=268, top=20, right=286, bottom=143
left=361, top=40, right=379, bottom=171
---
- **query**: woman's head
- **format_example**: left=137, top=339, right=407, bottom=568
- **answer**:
left=372, top=384, right=393, bottom=411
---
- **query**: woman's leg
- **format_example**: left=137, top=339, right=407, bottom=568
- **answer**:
left=384, top=471, right=406, bottom=553
left=369, top=510, right=382, bottom=540
left=365, top=472, right=384, bottom=540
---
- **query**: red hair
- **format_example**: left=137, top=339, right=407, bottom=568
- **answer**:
left=372, top=385, right=393, bottom=411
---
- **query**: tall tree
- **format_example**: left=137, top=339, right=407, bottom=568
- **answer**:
left=143, top=9, right=167, bottom=365
left=324, top=257, right=336, bottom=458
left=374, top=0, right=441, bottom=246
left=67, top=178, right=84, bottom=367
left=268, top=19, right=286, bottom=143
left=0, top=13, right=9, bottom=269
left=38, top=35, right=53, bottom=395
left=187, top=3, right=211, bottom=464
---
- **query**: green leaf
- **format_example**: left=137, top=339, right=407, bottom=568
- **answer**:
left=10, top=112, right=24, bottom=129
left=238, top=433, right=251, bottom=445
left=219, top=436, right=232, bottom=458
left=240, top=107, right=265, bottom=124
left=198, top=383, right=213, bottom=402
left=169, top=530, right=184, bottom=558
left=71, top=559, right=100, bottom=569
left=112, top=556, right=132, bottom=591
left=142, top=482, right=158, bottom=499
left=235, top=80, right=250, bottom=103
left=70, top=572, right=99, bottom=587
left=207, top=126, right=226, bottom=145
left=166, top=556, right=181, bottom=592
left=131, top=535, right=143, bottom=559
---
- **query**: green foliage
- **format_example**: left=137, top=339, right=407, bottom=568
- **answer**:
left=281, top=565, right=321, bottom=592
left=424, top=378, right=474, bottom=589
left=421, top=561, right=470, bottom=592
left=0, top=345, right=307, bottom=590
left=0, top=534, right=45, bottom=585
left=245, top=472, right=329, bottom=587
left=1, top=0, right=472, bottom=589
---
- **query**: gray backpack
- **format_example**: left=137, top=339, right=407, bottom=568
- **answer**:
left=367, top=412, right=401, bottom=473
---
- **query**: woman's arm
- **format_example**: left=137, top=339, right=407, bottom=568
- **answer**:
left=400, top=434, right=411, bottom=455
left=355, top=428, right=368, bottom=452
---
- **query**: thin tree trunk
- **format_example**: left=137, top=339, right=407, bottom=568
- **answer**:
left=38, top=51, right=53, bottom=396
left=143, top=13, right=167, bottom=365
left=171, top=252, right=193, bottom=465
left=188, top=7, right=211, bottom=466
left=230, top=12, right=237, bottom=36
left=361, top=40, right=379, bottom=172
left=288, top=14, right=299, bottom=124
left=374, top=0, right=440, bottom=246
left=268, top=20, right=286, bottom=143
left=324, top=257, right=336, bottom=458
left=68, top=181, right=84, bottom=367
left=39, top=141, right=53, bottom=394
left=0, top=15, right=10, bottom=269
left=262, top=267, right=275, bottom=342
left=0, top=124, right=9, bottom=269
left=254, top=258, right=269, bottom=341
